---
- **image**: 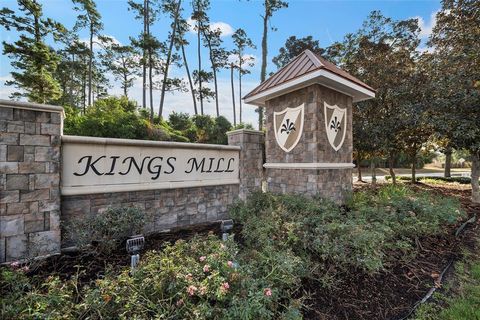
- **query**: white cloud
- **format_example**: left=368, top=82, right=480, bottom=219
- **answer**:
left=187, top=18, right=234, bottom=37
left=415, top=11, right=438, bottom=38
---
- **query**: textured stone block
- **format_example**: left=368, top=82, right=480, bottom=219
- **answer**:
left=0, top=120, right=7, bottom=132
left=24, top=212, right=47, bottom=233
left=0, top=190, right=19, bottom=204
left=7, top=145, right=24, bottom=161
left=6, top=202, right=30, bottom=215
left=24, top=122, right=36, bottom=134
left=19, top=134, right=50, bottom=146
left=34, top=173, right=59, bottom=189
left=0, top=237, right=5, bottom=263
left=7, top=121, right=24, bottom=133
left=0, top=145, right=6, bottom=161
left=20, top=189, right=49, bottom=202
left=6, top=174, right=29, bottom=190
left=40, top=123, right=60, bottom=135
left=0, top=107, right=13, bottom=120
left=0, top=214, right=24, bottom=237
left=0, top=132, right=18, bottom=144
left=35, top=146, right=59, bottom=161
left=5, top=234, right=27, bottom=261
left=29, top=230, right=60, bottom=257
left=18, top=162, right=46, bottom=174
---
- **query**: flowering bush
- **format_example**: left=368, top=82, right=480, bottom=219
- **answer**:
left=1, top=234, right=302, bottom=319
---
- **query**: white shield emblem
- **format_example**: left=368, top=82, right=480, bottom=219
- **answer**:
left=324, top=102, right=347, bottom=151
left=273, top=104, right=304, bottom=152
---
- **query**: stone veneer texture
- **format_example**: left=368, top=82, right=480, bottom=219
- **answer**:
left=264, top=84, right=353, bottom=203
left=1, top=105, right=62, bottom=262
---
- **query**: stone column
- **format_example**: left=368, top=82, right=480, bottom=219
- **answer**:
left=227, top=129, right=264, bottom=200
left=0, top=100, right=63, bottom=263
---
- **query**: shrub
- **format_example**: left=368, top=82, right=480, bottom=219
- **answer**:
left=384, top=175, right=474, bottom=184
left=65, top=206, right=146, bottom=253
left=230, top=185, right=465, bottom=285
left=1, top=235, right=302, bottom=319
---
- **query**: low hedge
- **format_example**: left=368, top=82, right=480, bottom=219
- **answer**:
left=385, top=176, right=473, bottom=184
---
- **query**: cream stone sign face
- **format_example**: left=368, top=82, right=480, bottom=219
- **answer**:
left=61, top=136, right=240, bottom=195
left=273, top=104, right=304, bottom=152
left=324, top=102, right=347, bottom=151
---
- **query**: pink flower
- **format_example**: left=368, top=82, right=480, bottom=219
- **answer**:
left=199, top=256, right=206, bottom=262
left=264, top=288, right=272, bottom=296
left=176, top=299, right=184, bottom=306
left=220, top=282, right=230, bottom=294
left=21, top=266, right=29, bottom=273
left=10, top=261, right=20, bottom=269
left=199, top=286, right=207, bottom=295
left=203, top=264, right=210, bottom=273
left=185, top=273, right=193, bottom=281
left=187, top=285, right=197, bottom=296
left=227, top=261, right=234, bottom=268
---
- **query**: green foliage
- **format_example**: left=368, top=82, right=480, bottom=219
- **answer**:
left=384, top=176, right=475, bottom=185
left=231, top=185, right=465, bottom=286
left=272, top=35, right=324, bottom=69
left=1, top=235, right=301, bottom=319
left=65, top=206, right=145, bottom=253
left=233, top=123, right=254, bottom=130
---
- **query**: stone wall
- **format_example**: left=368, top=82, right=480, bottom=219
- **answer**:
left=0, top=101, right=63, bottom=263
left=227, top=129, right=265, bottom=200
left=61, top=184, right=238, bottom=246
left=264, top=84, right=353, bottom=203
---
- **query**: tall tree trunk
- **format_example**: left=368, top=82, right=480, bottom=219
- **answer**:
left=239, top=48, right=242, bottom=124
left=197, top=16, right=203, bottom=115
left=411, top=154, right=417, bottom=184
left=471, top=151, right=480, bottom=204
left=182, top=43, right=197, bottom=115
left=357, top=152, right=363, bottom=182
left=388, top=151, right=397, bottom=185
left=258, top=13, right=268, bottom=130
left=142, top=0, right=147, bottom=108
left=371, top=158, right=376, bottom=186
left=159, top=0, right=182, bottom=119
left=146, top=0, right=153, bottom=121
left=444, top=145, right=452, bottom=177
left=88, top=24, right=93, bottom=106
left=82, top=60, right=87, bottom=113
left=231, top=64, right=236, bottom=126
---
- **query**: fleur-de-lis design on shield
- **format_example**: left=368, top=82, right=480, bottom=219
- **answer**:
left=280, top=119, right=296, bottom=135
left=330, top=116, right=341, bottom=133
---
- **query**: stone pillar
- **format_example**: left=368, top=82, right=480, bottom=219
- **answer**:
left=227, top=129, right=264, bottom=200
left=264, top=85, right=353, bottom=204
left=0, top=100, right=63, bottom=263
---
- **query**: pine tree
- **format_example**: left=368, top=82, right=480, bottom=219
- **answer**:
left=1, top=0, right=65, bottom=103
left=232, top=28, right=255, bottom=124
left=72, top=0, right=103, bottom=107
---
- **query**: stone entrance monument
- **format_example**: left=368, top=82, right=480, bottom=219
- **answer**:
left=244, top=50, right=375, bottom=203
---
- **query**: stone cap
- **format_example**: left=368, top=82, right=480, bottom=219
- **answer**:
left=226, top=129, right=265, bottom=136
left=0, top=99, right=65, bottom=116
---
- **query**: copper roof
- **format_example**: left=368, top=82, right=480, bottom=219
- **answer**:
left=244, top=50, right=374, bottom=100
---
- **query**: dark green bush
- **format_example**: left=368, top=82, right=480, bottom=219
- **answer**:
left=65, top=206, right=146, bottom=253
left=230, top=185, right=465, bottom=285
left=384, top=175, right=473, bottom=184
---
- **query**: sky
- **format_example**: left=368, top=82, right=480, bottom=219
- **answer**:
left=0, top=0, right=441, bottom=128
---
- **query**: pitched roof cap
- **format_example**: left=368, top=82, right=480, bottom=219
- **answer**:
left=243, top=50, right=375, bottom=106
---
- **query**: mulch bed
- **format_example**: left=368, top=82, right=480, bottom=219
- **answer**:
left=303, top=183, right=480, bottom=320
left=7, top=183, right=480, bottom=320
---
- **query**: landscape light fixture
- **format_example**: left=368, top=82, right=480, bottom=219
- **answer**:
left=126, top=235, right=145, bottom=272
left=220, top=219, right=234, bottom=241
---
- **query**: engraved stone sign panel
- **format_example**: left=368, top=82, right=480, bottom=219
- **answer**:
left=61, top=136, right=240, bottom=195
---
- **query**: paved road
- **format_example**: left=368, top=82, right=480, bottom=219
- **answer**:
left=356, top=171, right=471, bottom=182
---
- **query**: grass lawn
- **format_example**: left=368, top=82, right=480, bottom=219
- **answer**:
left=415, top=242, right=480, bottom=320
